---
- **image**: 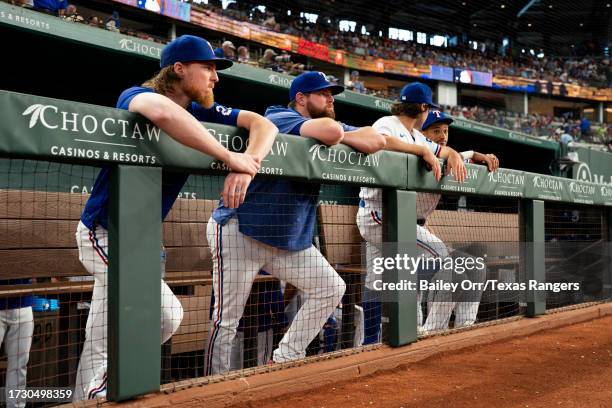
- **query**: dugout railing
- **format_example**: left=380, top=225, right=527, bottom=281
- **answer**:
left=0, top=89, right=611, bottom=404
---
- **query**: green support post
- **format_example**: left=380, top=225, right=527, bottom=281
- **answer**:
left=108, top=165, right=162, bottom=401
left=606, top=208, right=612, bottom=299
left=520, top=199, right=546, bottom=317
left=382, top=189, right=418, bottom=346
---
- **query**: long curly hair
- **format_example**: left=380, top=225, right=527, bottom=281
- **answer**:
left=142, top=66, right=180, bottom=95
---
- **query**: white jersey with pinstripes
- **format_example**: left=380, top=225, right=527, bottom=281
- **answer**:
left=359, top=115, right=441, bottom=219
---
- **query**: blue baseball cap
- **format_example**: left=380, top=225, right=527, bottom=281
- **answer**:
left=289, top=71, right=344, bottom=101
left=160, top=35, right=233, bottom=70
left=422, top=109, right=454, bottom=131
left=399, top=82, right=439, bottom=108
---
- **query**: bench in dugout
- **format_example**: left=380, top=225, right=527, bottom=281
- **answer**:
left=317, top=203, right=529, bottom=334
left=0, top=190, right=287, bottom=386
left=2, top=190, right=576, bottom=387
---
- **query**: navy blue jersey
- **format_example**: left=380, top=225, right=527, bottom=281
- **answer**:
left=213, top=106, right=358, bottom=251
left=34, top=0, right=67, bottom=12
left=80, top=87, right=240, bottom=230
left=0, top=279, right=34, bottom=310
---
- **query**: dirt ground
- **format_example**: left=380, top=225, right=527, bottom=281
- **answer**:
left=231, top=316, right=612, bottom=408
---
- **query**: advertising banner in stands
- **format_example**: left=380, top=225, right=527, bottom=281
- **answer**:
left=375, top=58, right=430, bottom=77
left=454, top=69, right=493, bottom=87
left=297, top=38, right=329, bottom=61
left=427, top=65, right=454, bottom=82
left=189, top=7, right=294, bottom=51
left=112, top=0, right=190, bottom=22
left=492, top=75, right=612, bottom=101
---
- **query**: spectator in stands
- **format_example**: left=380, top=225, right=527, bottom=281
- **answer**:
left=346, top=70, right=366, bottom=94
left=580, top=116, right=591, bottom=138
left=105, top=11, right=120, bottom=32
left=555, top=128, right=573, bottom=145
left=0, top=279, right=34, bottom=408
left=214, top=40, right=236, bottom=60
left=33, top=0, right=66, bottom=16
left=595, top=123, right=608, bottom=143
left=62, top=4, right=84, bottom=23
left=88, top=16, right=101, bottom=28
left=263, top=12, right=279, bottom=31
left=286, top=63, right=306, bottom=76
left=570, top=126, right=581, bottom=142
left=11, top=0, right=33, bottom=7
left=237, top=45, right=250, bottom=63
left=258, top=48, right=278, bottom=69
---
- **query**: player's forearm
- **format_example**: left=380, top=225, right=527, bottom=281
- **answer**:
left=383, top=137, right=426, bottom=156
left=130, top=93, right=231, bottom=162
left=239, top=113, right=278, bottom=161
left=300, top=118, right=344, bottom=145
left=471, top=151, right=487, bottom=162
left=343, top=127, right=386, bottom=154
left=438, top=145, right=461, bottom=159
left=154, top=108, right=231, bottom=162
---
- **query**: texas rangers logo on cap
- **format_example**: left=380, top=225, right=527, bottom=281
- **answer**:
left=422, top=109, right=453, bottom=131
left=288, top=71, right=345, bottom=101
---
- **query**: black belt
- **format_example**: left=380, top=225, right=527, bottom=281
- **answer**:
left=417, top=219, right=426, bottom=226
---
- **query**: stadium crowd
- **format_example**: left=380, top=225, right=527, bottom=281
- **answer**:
left=11, top=0, right=610, bottom=89
left=8, top=0, right=610, bottom=148
left=445, top=105, right=611, bottom=145
left=212, top=1, right=611, bottom=89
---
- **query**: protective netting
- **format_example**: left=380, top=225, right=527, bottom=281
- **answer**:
left=0, top=161, right=372, bottom=404
left=544, top=202, right=610, bottom=310
left=164, top=182, right=367, bottom=382
left=413, top=194, right=522, bottom=335
left=1, top=158, right=611, bottom=407
left=0, top=159, right=99, bottom=406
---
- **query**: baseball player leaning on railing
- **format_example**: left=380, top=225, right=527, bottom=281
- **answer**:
left=74, top=34, right=277, bottom=401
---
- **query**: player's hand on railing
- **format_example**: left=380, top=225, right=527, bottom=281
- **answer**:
left=483, top=153, right=500, bottom=172
left=224, top=152, right=260, bottom=178
left=446, top=150, right=467, bottom=182
left=422, top=150, right=442, bottom=181
left=222, top=171, right=253, bottom=208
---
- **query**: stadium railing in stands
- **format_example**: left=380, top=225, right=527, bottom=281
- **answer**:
left=0, top=89, right=611, bottom=406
